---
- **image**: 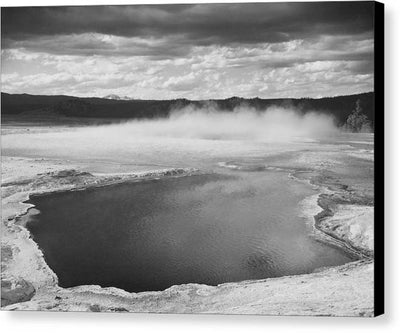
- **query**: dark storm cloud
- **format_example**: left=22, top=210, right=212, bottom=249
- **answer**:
left=2, top=2, right=374, bottom=53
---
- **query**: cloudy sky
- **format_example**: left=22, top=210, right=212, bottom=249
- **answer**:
left=1, top=2, right=375, bottom=99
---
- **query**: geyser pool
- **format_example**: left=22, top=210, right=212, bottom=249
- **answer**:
left=25, top=170, right=353, bottom=293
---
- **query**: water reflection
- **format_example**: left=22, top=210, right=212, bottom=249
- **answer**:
left=26, top=171, right=352, bottom=292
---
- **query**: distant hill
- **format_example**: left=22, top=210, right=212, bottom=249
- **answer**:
left=103, top=94, right=134, bottom=101
left=1, top=92, right=375, bottom=128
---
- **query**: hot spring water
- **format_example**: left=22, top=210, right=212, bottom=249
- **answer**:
left=25, top=169, right=352, bottom=292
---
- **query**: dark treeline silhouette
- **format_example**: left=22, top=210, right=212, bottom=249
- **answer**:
left=1, top=92, right=374, bottom=129
left=343, top=99, right=372, bottom=132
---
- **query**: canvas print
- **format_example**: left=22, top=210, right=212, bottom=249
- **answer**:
left=1, top=2, right=383, bottom=316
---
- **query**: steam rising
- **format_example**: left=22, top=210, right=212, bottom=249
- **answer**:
left=95, top=105, right=338, bottom=142
left=3, top=105, right=340, bottom=172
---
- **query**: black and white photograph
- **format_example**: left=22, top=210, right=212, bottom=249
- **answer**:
left=1, top=1, right=383, bottom=317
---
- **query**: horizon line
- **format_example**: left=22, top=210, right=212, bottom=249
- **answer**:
left=1, top=90, right=375, bottom=102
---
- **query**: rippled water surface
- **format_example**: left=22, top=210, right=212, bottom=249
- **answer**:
left=26, top=170, right=352, bottom=292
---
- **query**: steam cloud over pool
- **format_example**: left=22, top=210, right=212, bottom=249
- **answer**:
left=85, top=106, right=339, bottom=141
left=2, top=106, right=340, bottom=173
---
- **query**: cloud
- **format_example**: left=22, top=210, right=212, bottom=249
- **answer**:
left=2, top=3, right=374, bottom=54
left=162, top=72, right=198, bottom=91
left=1, top=40, right=373, bottom=99
left=0, top=3, right=375, bottom=99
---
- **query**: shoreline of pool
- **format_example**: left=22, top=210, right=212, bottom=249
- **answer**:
left=1, top=156, right=374, bottom=316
